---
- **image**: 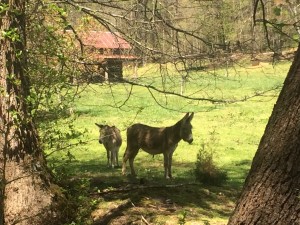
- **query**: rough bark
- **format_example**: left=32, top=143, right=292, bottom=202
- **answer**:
left=0, top=121, right=4, bottom=225
left=0, top=1, right=65, bottom=224
left=228, top=44, right=300, bottom=224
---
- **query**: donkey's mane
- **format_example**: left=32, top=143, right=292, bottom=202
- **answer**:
left=164, top=118, right=184, bottom=142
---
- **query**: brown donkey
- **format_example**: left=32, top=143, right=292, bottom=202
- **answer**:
left=95, top=124, right=122, bottom=168
left=122, top=112, right=194, bottom=179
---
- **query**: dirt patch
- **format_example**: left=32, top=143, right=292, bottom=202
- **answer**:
left=88, top=176, right=236, bottom=225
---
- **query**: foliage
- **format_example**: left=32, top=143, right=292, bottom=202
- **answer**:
left=61, top=177, right=96, bottom=225
left=194, top=128, right=227, bottom=186
left=178, top=210, right=188, bottom=225
left=49, top=164, right=96, bottom=225
left=25, top=1, right=88, bottom=161
left=26, top=2, right=80, bottom=117
left=195, top=141, right=228, bottom=186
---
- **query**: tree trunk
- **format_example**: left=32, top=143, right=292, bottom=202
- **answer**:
left=228, top=44, right=300, bottom=224
left=0, top=1, right=65, bottom=224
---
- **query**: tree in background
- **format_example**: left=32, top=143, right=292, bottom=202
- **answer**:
left=228, top=41, right=300, bottom=225
left=0, top=1, right=66, bottom=224
left=228, top=1, right=300, bottom=223
left=62, top=0, right=299, bottom=69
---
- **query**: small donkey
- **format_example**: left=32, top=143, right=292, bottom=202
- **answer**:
left=95, top=124, right=122, bottom=168
left=122, top=112, right=194, bottom=179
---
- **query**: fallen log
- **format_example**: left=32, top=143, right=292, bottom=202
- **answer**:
left=91, top=182, right=198, bottom=196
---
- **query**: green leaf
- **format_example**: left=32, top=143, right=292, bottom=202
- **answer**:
left=292, top=34, right=300, bottom=41
left=2, top=28, right=20, bottom=42
left=273, top=7, right=281, bottom=16
left=0, top=3, right=9, bottom=14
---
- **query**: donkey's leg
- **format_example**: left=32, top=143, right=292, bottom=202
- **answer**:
left=106, top=149, right=110, bottom=167
left=122, top=153, right=127, bottom=174
left=122, top=146, right=139, bottom=176
left=168, top=153, right=173, bottom=179
left=164, top=145, right=177, bottom=179
left=163, top=152, right=170, bottom=179
left=122, top=146, right=130, bottom=175
left=111, top=147, right=119, bottom=168
left=111, top=149, right=115, bottom=168
left=116, top=147, right=119, bottom=167
left=128, top=151, right=138, bottom=176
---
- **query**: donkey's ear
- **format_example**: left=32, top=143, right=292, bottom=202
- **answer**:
left=188, top=112, right=194, bottom=121
left=182, top=112, right=190, bottom=121
left=95, top=123, right=103, bottom=128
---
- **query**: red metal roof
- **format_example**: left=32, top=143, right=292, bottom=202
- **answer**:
left=93, top=54, right=138, bottom=60
left=81, top=31, right=131, bottom=49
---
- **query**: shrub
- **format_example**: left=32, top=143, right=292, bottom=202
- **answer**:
left=195, top=142, right=227, bottom=186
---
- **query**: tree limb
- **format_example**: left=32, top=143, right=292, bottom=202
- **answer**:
left=91, top=182, right=199, bottom=196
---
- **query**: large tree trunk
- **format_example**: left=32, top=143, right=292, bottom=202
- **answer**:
left=0, top=1, right=65, bottom=224
left=228, top=45, right=300, bottom=224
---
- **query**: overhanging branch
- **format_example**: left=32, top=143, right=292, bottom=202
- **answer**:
left=121, top=78, right=282, bottom=105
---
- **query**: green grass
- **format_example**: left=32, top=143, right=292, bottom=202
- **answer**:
left=47, top=61, right=290, bottom=224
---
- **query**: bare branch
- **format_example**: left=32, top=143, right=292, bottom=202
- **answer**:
left=121, top=78, right=282, bottom=106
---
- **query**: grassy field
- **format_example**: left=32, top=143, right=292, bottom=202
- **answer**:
left=48, top=62, right=289, bottom=224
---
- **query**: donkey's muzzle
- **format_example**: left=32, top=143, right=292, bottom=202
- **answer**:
left=187, top=138, right=193, bottom=144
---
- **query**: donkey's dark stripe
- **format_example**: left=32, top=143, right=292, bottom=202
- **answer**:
left=95, top=124, right=122, bottom=168
left=122, top=112, right=194, bottom=179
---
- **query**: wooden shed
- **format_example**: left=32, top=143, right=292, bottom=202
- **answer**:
left=81, top=31, right=137, bottom=82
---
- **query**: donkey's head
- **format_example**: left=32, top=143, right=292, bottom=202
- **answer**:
left=180, top=112, right=194, bottom=144
left=95, top=123, right=110, bottom=144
